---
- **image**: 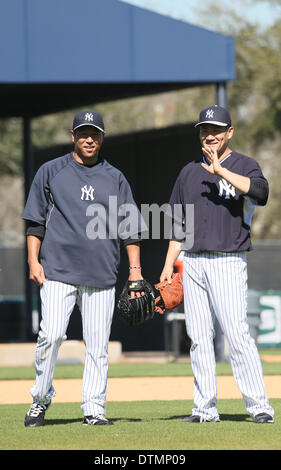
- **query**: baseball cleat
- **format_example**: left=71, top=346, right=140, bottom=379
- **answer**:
left=182, top=414, right=220, bottom=423
left=254, top=413, right=274, bottom=423
left=83, top=414, right=113, bottom=426
left=24, top=402, right=51, bottom=427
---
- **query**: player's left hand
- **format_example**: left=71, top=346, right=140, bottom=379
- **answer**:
left=128, top=270, right=144, bottom=298
left=201, top=146, right=222, bottom=176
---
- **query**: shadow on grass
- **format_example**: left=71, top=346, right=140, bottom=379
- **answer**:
left=219, top=414, right=250, bottom=422
left=45, top=418, right=82, bottom=426
left=110, top=418, right=142, bottom=423
left=160, top=414, right=249, bottom=422
left=45, top=414, right=252, bottom=426
left=45, top=417, right=142, bottom=426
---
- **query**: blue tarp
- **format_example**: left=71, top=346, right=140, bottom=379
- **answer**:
left=0, top=0, right=235, bottom=117
left=1, top=0, right=235, bottom=83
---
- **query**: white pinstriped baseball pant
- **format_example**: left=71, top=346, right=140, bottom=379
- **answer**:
left=183, top=252, right=274, bottom=420
left=30, top=280, right=115, bottom=417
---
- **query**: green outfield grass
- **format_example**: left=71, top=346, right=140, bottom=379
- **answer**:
left=0, top=399, right=280, bottom=451
left=0, top=351, right=280, bottom=452
left=0, top=359, right=280, bottom=380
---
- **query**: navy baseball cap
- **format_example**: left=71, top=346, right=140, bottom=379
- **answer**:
left=73, top=111, right=105, bottom=133
left=195, top=105, right=232, bottom=127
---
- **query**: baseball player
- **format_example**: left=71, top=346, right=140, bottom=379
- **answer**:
left=23, top=110, right=145, bottom=427
left=160, top=105, right=274, bottom=423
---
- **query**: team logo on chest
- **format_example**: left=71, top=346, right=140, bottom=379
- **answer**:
left=218, top=178, right=236, bottom=199
left=81, top=185, right=95, bottom=201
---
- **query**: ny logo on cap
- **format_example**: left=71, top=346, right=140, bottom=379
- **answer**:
left=84, top=112, right=94, bottom=122
left=206, top=109, right=214, bottom=118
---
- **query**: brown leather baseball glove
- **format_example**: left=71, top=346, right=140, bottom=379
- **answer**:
left=154, top=272, right=184, bottom=314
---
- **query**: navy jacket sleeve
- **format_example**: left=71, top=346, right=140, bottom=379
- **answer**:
left=22, top=165, right=50, bottom=224
left=26, top=221, right=46, bottom=239
left=247, top=178, right=269, bottom=205
left=244, top=160, right=269, bottom=206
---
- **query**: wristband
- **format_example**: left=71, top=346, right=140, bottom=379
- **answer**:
left=129, top=266, right=142, bottom=270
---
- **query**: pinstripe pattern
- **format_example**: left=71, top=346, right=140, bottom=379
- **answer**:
left=79, top=286, right=115, bottom=416
left=30, top=280, right=115, bottom=416
left=183, top=252, right=274, bottom=421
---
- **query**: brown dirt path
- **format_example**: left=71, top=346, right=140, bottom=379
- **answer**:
left=0, top=375, right=280, bottom=405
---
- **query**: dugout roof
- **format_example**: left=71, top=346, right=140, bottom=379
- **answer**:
left=0, top=0, right=235, bottom=118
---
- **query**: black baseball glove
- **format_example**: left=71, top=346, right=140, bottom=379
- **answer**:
left=117, top=279, right=155, bottom=327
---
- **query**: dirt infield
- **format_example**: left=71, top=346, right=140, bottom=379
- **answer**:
left=0, top=375, right=280, bottom=405
left=0, top=352, right=280, bottom=405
